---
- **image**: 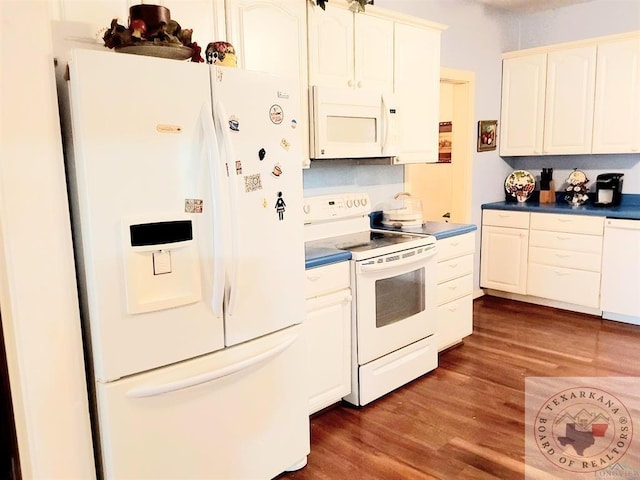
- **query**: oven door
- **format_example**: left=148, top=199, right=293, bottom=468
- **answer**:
left=353, top=244, right=437, bottom=365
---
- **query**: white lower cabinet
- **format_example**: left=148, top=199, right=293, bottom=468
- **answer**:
left=304, top=262, right=352, bottom=415
left=481, top=210, right=605, bottom=312
left=480, top=210, right=530, bottom=294
left=436, top=232, right=475, bottom=351
left=527, top=213, right=604, bottom=309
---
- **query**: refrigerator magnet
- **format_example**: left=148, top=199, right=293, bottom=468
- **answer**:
left=235, top=160, right=242, bottom=175
left=262, top=198, right=268, bottom=208
left=271, top=164, right=283, bottom=178
left=290, top=119, right=297, bottom=129
left=269, top=105, right=283, bottom=125
left=229, top=115, right=240, bottom=131
left=258, top=148, right=266, bottom=161
left=244, top=174, right=262, bottom=192
left=184, top=199, right=203, bottom=213
left=280, top=138, right=291, bottom=151
left=275, top=191, right=286, bottom=221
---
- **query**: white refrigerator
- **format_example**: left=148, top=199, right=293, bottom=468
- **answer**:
left=61, top=48, right=309, bottom=479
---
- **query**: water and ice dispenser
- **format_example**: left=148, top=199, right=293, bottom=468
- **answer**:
left=123, top=218, right=202, bottom=314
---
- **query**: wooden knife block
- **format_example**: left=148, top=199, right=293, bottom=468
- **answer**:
left=539, top=181, right=556, bottom=204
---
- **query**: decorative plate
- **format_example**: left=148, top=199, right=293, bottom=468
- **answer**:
left=567, top=169, right=588, bottom=185
left=114, top=44, right=193, bottom=61
left=504, top=170, right=535, bottom=201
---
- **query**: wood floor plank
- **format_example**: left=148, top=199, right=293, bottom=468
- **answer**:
left=280, top=296, right=640, bottom=480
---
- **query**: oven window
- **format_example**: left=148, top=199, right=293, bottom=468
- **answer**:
left=375, top=268, right=425, bottom=328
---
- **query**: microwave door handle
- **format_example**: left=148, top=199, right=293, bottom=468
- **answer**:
left=381, top=94, right=390, bottom=155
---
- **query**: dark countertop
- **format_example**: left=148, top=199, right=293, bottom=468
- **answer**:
left=482, top=193, right=640, bottom=220
left=305, top=245, right=351, bottom=270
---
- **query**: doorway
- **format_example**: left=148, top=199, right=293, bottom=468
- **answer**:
left=404, top=67, right=475, bottom=224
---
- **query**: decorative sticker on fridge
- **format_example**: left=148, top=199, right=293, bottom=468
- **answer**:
left=275, top=191, right=286, bottom=221
left=290, top=119, right=297, bottom=129
left=235, top=160, right=243, bottom=175
left=244, top=174, right=262, bottom=192
left=280, top=138, right=291, bottom=151
left=229, top=115, right=240, bottom=131
left=269, top=105, right=283, bottom=125
left=258, top=148, right=266, bottom=161
left=184, top=199, right=203, bottom=213
left=271, top=164, right=283, bottom=178
left=262, top=198, right=268, bottom=208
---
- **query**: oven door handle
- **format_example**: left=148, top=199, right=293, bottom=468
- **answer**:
left=358, top=244, right=436, bottom=273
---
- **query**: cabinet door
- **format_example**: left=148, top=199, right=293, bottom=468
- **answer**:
left=544, top=45, right=596, bottom=154
left=394, top=22, right=441, bottom=164
left=354, top=14, right=394, bottom=92
left=592, top=36, right=640, bottom=153
left=480, top=225, right=529, bottom=294
left=307, top=2, right=354, bottom=88
left=225, top=0, right=309, bottom=166
left=499, top=54, right=546, bottom=156
left=304, top=289, right=352, bottom=414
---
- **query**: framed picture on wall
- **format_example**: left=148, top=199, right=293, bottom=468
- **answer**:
left=477, top=120, right=497, bottom=152
left=438, top=122, right=452, bottom=163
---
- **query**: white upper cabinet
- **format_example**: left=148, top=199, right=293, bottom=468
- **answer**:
left=500, top=31, right=640, bottom=156
left=543, top=45, right=596, bottom=154
left=225, top=0, right=310, bottom=166
left=499, top=54, right=547, bottom=156
left=307, top=1, right=393, bottom=93
left=592, top=36, right=640, bottom=153
left=394, top=21, right=442, bottom=164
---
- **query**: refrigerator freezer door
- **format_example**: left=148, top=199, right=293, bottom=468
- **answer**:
left=210, top=67, right=306, bottom=346
left=96, top=325, right=310, bottom=479
left=66, top=49, right=225, bottom=381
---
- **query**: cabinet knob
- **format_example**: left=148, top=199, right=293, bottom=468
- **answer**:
left=357, top=81, right=363, bottom=88
left=347, top=79, right=355, bottom=88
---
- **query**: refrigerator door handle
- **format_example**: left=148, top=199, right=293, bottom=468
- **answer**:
left=213, top=100, right=241, bottom=317
left=125, top=333, right=298, bottom=398
left=200, top=104, right=225, bottom=319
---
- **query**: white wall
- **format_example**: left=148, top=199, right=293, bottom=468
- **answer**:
left=0, top=2, right=96, bottom=478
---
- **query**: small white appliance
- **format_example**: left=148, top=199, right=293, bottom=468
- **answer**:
left=309, top=85, right=399, bottom=160
left=60, top=48, right=309, bottom=479
left=304, top=193, right=438, bottom=406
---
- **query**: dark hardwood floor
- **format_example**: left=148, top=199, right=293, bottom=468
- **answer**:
left=280, top=295, right=640, bottom=480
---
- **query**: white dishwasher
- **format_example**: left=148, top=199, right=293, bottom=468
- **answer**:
left=601, top=218, right=640, bottom=325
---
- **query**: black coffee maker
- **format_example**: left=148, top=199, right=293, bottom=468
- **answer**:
left=595, top=173, right=624, bottom=207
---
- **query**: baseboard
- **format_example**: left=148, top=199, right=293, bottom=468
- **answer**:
left=482, top=289, right=602, bottom=317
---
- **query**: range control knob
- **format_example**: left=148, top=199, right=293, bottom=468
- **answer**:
left=361, top=197, right=368, bottom=207
left=346, top=199, right=353, bottom=208
left=354, top=198, right=361, bottom=207
left=303, top=204, right=311, bottom=214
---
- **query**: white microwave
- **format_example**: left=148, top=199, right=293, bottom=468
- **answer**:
left=309, top=85, right=399, bottom=160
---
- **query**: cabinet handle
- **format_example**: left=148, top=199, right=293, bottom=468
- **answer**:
left=555, top=235, right=571, bottom=241
left=557, top=218, right=572, bottom=223
left=448, top=285, right=458, bottom=290
left=447, top=306, right=458, bottom=312
left=448, top=263, right=459, bottom=268
left=451, top=241, right=460, bottom=247
left=553, top=270, right=570, bottom=276
left=555, top=253, right=571, bottom=258
left=307, top=275, right=321, bottom=282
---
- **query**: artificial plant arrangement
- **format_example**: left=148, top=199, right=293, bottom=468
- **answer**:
left=316, top=0, right=371, bottom=13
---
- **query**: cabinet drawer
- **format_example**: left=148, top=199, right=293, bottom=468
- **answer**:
left=529, top=230, right=603, bottom=254
left=482, top=210, right=530, bottom=228
left=530, top=213, right=604, bottom=235
left=437, top=254, right=474, bottom=284
left=437, top=274, right=473, bottom=306
left=436, top=232, right=475, bottom=262
left=527, top=263, right=600, bottom=308
left=437, top=295, right=472, bottom=351
left=529, top=247, right=602, bottom=272
left=305, top=261, right=350, bottom=299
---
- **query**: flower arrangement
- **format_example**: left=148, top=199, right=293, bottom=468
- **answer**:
left=316, top=0, right=372, bottom=12
left=564, top=169, right=590, bottom=206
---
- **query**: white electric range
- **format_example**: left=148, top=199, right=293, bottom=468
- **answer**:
left=303, top=193, right=439, bottom=406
